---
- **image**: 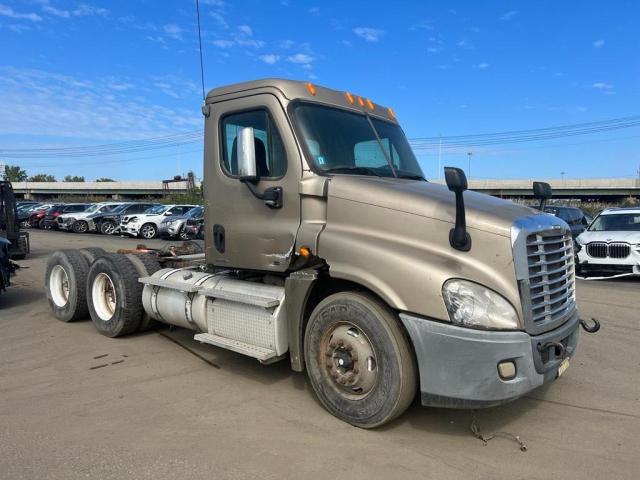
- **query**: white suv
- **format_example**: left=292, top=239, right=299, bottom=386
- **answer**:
left=121, top=204, right=197, bottom=239
left=576, top=207, right=640, bottom=278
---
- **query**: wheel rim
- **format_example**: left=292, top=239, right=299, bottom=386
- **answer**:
left=49, top=265, right=70, bottom=307
left=179, top=228, right=189, bottom=240
left=141, top=225, right=156, bottom=238
left=320, top=323, right=378, bottom=399
left=102, top=223, right=115, bottom=234
left=92, top=273, right=117, bottom=321
left=75, top=221, right=88, bottom=233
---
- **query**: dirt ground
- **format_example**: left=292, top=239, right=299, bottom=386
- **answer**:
left=1, top=230, right=639, bottom=480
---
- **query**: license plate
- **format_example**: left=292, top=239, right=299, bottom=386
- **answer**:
left=558, top=358, right=570, bottom=377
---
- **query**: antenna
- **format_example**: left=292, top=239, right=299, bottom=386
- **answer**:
left=195, top=0, right=206, bottom=101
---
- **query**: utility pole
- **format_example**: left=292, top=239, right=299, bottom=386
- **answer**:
left=561, top=171, right=566, bottom=183
left=438, top=135, right=442, bottom=181
left=467, top=152, right=473, bottom=179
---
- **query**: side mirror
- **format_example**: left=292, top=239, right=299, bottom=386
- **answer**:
left=238, top=127, right=258, bottom=181
left=533, top=181, right=552, bottom=210
left=444, top=167, right=471, bottom=251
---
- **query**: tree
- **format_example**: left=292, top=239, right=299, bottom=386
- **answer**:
left=64, top=175, right=85, bottom=182
left=28, top=173, right=56, bottom=182
left=96, top=178, right=115, bottom=182
left=3, top=165, right=28, bottom=182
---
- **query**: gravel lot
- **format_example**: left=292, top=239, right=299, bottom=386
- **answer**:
left=1, top=230, right=639, bottom=480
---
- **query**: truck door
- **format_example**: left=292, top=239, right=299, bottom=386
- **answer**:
left=205, top=94, right=302, bottom=272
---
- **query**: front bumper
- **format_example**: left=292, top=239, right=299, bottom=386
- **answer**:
left=576, top=248, right=640, bottom=276
left=399, top=312, right=580, bottom=408
left=121, top=223, right=141, bottom=236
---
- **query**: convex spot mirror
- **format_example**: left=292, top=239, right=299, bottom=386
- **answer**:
left=533, top=181, right=552, bottom=200
left=238, top=126, right=258, bottom=182
left=445, top=166, right=468, bottom=192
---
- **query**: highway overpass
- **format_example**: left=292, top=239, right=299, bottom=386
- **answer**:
left=12, top=180, right=198, bottom=200
left=12, top=178, right=640, bottom=201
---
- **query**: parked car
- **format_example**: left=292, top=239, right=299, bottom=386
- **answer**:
left=543, top=205, right=592, bottom=239
left=88, top=202, right=159, bottom=235
left=121, top=204, right=198, bottom=239
left=576, top=207, right=640, bottom=277
left=159, top=206, right=204, bottom=239
left=183, top=207, right=205, bottom=239
left=42, top=203, right=93, bottom=229
left=28, top=204, right=64, bottom=229
left=57, top=202, right=122, bottom=233
left=17, top=203, right=45, bottom=227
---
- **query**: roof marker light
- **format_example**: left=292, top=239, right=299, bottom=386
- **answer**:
left=366, top=99, right=375, bottom=110
left=306, top=82, right=317, bottom=96
left=344, top=92, right=355, bottom=104
left=387, top=107, right=396, bottom=120
left=357, top=96, right=365, bottom=107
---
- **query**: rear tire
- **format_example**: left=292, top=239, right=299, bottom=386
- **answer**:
left=87, top=253, right=145, bottom=337
left=45, top=250, right=90, bottom=322
left=125, top=253, right=161, bottom=332
left=78, top=247, right=107, bottom=264
left=304, top=292, right=417, bottom=428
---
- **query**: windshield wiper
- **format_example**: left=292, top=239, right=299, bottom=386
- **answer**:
left=322, top=166, right=384, bottom=177
left=397, top=174, right=426, bottom=180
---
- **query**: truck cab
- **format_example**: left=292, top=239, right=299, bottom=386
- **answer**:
left=45, top=79, right=595, bottom=428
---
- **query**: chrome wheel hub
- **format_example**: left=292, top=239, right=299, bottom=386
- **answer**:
left=322, top=323, right=378, bottom=398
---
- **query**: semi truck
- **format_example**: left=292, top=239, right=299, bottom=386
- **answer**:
left=44, top=79, right=598, bottom=428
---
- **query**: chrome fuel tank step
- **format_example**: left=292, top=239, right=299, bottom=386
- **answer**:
left=139, top=268, right=288, bottom=361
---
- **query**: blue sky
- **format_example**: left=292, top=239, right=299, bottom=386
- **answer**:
left=0, top=0, right=638, bottom=181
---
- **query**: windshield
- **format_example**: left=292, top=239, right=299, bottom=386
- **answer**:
left=109, top=204, right=130, bottom=213
left=588, top=213, right=640, bottom=232
left=293, top=103, right=424, bottom=179
left=186, top=206, right=203, bottom=218
left=144, top=205, right=169, bottom=215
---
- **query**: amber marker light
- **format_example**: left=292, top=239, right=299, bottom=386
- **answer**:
left=387, top=107, right=396, bottom=120
left=306, top=82, right=317, bottom=96
left=344, top=92, right=355, bottom=104
left=357, top=96, right=365, bottom=107
left=298, top=246, right=312, bottom=258
left=366, top=99, right=375, bottom=110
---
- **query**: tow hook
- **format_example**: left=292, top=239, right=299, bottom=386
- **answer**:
left=579, top=317, right=600, bottom=333
left=537, top=341, right=566, bottom=359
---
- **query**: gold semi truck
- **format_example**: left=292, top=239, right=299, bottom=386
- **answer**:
left=44, top=79, right=598, bottom=428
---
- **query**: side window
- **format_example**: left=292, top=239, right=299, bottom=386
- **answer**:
left=221, top=110, right=286, bottom=178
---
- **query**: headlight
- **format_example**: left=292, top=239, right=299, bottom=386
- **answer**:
left=442, top=279, right=520, bottom=330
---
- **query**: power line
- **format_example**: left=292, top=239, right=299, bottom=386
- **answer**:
left=1, top=114, right=639, bottom=159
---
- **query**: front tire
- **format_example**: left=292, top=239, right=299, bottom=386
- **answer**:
left=100, top=221, right=116, bottom=235
left=73, top=220, right=89, bottom=234
left=304, top=292, right=417, bottom=428
left=139, top=223, right=157, bottom=239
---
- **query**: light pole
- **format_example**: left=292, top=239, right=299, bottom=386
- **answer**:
left=561, top=171, right=566, bottom=182
left=467, top=152, right=473, bottom=179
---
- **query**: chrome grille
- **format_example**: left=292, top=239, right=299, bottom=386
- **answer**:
left=525, top=230, right=575, bottom=328
left=587, top=242, right=630, bottom=259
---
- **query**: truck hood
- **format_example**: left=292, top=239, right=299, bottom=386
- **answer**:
left=577, top=230, right=640, bottom=244
left=327, top=176, right=540, bottom=237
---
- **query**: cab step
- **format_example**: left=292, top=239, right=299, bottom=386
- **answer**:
left=194, top=333, right=278, bottom=361
left=198, top=287, right=281, bottom=308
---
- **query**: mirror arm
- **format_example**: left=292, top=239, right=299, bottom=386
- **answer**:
left=450, top=190, right=472, bottom=251
left=240, top=178, right=283, bottom=209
